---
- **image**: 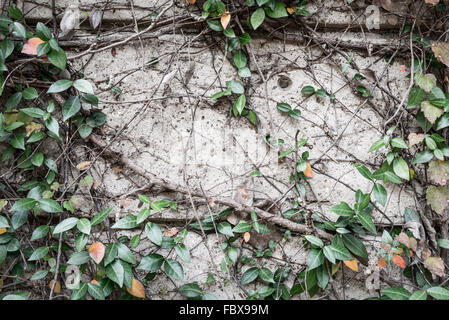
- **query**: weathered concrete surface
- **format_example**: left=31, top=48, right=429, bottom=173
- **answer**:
left=21, top=0, right=422, bottom=299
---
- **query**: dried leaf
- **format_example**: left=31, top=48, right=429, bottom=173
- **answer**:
left=426, top=0, right=441, bottom=6
left=431, top=42, right=449, bottom=67
left=392, top=254, right=406, bottom=269
left=112, top=165, right=123, bottom=173
left=416, top=73, right=437, bottom=93
left=421, top=101, right=444, bottom=124
left=21, top=38, right=45, bottom=56
left=380, top=0, right=392, bottom=11
left=126, top=278, right=146, bottom=298
left=60, top=5, right=80, bottom=34
left=408, top=237, right=417, bottom=252
left=163, top=227, right=179, bottom=237
left=226, top=212, right=239, bottom=225
left=76, top=161, right=91, bottom=171
left=424, top=256, right=445, bottom=276
left=408, top=133, right=424, bottom=147
left=428, top=161, right=449, bottom=186
left=119, top=198, right=133, bottom=208
left=304, top=162, right=313, bottom=178
left=26, top=122, right=42, bottom=137
left=49, top=280, right=61, bottom=293
left=396, top=232, right=410, bottom=248
left=377, top=257, right=387, bottom=268
left=89, top=242, right=106, bottom=264
left=221, top=11, right=231, bottom=29
left=243, top=232, right=250, bottom=243
left=89, top=8, right=102, bottom=30
left=343, top=259, right=359, bottom=272
left=426, top=185, right=449, bottom=214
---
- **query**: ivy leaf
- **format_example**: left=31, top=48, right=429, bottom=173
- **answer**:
left=53, top=217, right=79, bottom=234
left=409, top=290, right=427, bottom=300
left=233, top=50, right=247, bottom=69
left=106, top=260, right=124, bottom=287
left=11, top=198, right=36, bottom=212
left=48, top=48, right=67, bottom=70
left=137, top=253, right=164, bottom=272
left=47, top=80, right=73, bottom=93
left=307, top=249, right=324, bottom=270
left=330, top=202, right=354, bottom=217
left=73, top=79, right=94, bottom=94
left=356, top=211, right=376, bottom=234
left=38, top=199, right=62, bottom=213
left=67, top=251, right=91, bottom=265
left=427, top=286, right=449, bottom=300
left=91, top=208, right=112, bottom=226
left=217, top=221, right=234, bottom=237
left=341, top=234, right=368, bottom=259
left=28, top=246, right=49, bottom=261
left=88, top=282, right=105, bottom=300
left=145, top=222, right=163, bottom=246
left=426, top=186, right=449, bottom=214
left=164, top=259, right=184, bottom=281
left=62, top=96, right=81, bottom=121
left=179, top=282, right=202, bottom=298
left=392, top=157, right=409, bottom=180
left=373, top=183, right=387, bottom=206
left=250, top=8, right=265, bottom=30
left=241, top=267, right=259, bottom=284
left=111, top=215, right=137, bottom=229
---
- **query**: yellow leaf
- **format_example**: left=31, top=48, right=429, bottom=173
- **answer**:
left=49, top=280, right=61, bottom=293
left=88, top=241, right=106, bottom=264
left=331, top=262, right=341, bottom=275
left=0, top=200, right=7, bottom=211
left=287, top=7, right=298, bottom=14
left=221, top=11, right=231, bottom=29
left=0, top=228, right=6, bottom=235
left=343, top=259, right=359, bottom=272
left=25, top=122, right=42, bottom=137
left=76, top=161, right=91, bottom=171
left=126, top=278, right=146, bottom=298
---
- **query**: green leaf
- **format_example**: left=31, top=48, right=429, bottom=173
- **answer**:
left=137, top=253, right=164, bottom=272
left=341, top=234, right=368, bottom=259
left=31, top=152, right=44, bottom=167
left=175, top=243, right=191, bottom=262
left=233, top=94, right=246, bottom=116
left=67, top=251, right=91, bottom=265
left=390, top=137, right=408, bottom=149
left=415, top=73, right=436, bottom=93
left=373, top=183, right=387, bottom=206
left=206, top=20, right=223, bottom=31
left=233, top=50, right=247, bottom=69
left=409, top=290, right=427, bottom=300
left=179, top=283, right=203, bottom=298
left=250, top=8, right=265, bottom=30
left=412, top=150, right=434, bottom=164
left=437, top=238, right=449, bottom=249
left=353, top=163, right=373, bottom=181
left=241, top=267, right=259, bottom=284
left=408, top=86, right=427, bottom=107
left=164, top=259, right=184, bottom=281
left=258, top=268, right=275, bottom=283
left=381, top=286, right=411, bottom=300
left=76, top=218, right=91, bottom=235
left=38, top=199, right=62, bottom=213
left=329, top=244, right=353, bottom=261
left=7, top=6, right=23, bottom=19
left=368, top=139, right=385, bottom=152
left=71, top=282, right=88, bottom=300
left=47, top=80, right=73, bottom=93
left=88, top=283, right=105, bottom=300
left=11, top=198, right=36, bottom=212
left=73, top=79, right=94, bottom=94
left=232, top=220, right=252, bottom=233
left=307, top=249, right=324, bottom=270
left=104, top=243, right=118, bottom=266
left=392, top=157, right=409, bottom=180
left=238, top=67, right=251, bottom=78
left=427, top=286, right=449, bottom=300
left=421, top=101, right=443, bottom=124
left=53, top=217, right=79, bottom=234
left=91, top=208, right=112, bottom=226
left=13, top=22, right=26, bottom=38
left=301, top=86, right=315, bottom=95
left=11, top=211, right=27, bottom=230
left=304, top=235, right=324, bottom=248
left=145, top=222, right=163, bottom=246
left=217, top=221, right=234, bottom=237
left=330, top=202, right=354, bottom=217
left=30, top=270, right=49, bottom=281
left=28, top=246, right=49, bottom=261
left=20, top=107, right=45, bottom=118
left=62, top=96, right=81, bottom=122
left=111, top=215, right=137, bottom=229
left=356, top=211, right=376, bottom=234
left=323, top=245, right=336, bottom=264
left=36, top=22, right=52, bottom=41
left=48, top=48, right=67, bottom=70
left=106, top=259, right=124, bottom=287
left=136, top=208, right=150, bottom=224
left=277, top=103, right=292, bottom=113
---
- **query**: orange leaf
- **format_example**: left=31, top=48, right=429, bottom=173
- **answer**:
left=221, top=11, right=231, bottom=29
left=393, top=254, right=406, bottom=269
left=343, top=259, right=359, bottom=272
left=91, top=279, right=98, bottom=285
left=186, top=0, right=196, bottom=4
left=377, top=257, right=387, bottom=268
left=88, top=242, right=105, bottom=264
left=49, top=280, right=61, bottom=293
left=287, top=7, right=298, bottom=14
left=126, top=278, right=146, bottom=298
left=21, top=38, right=45, bottom=56
left=243, top=232, right=250, bottom=243
left=304, top=162, right=313, bottom=178
left=0, top=228, right=6, bottom=235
